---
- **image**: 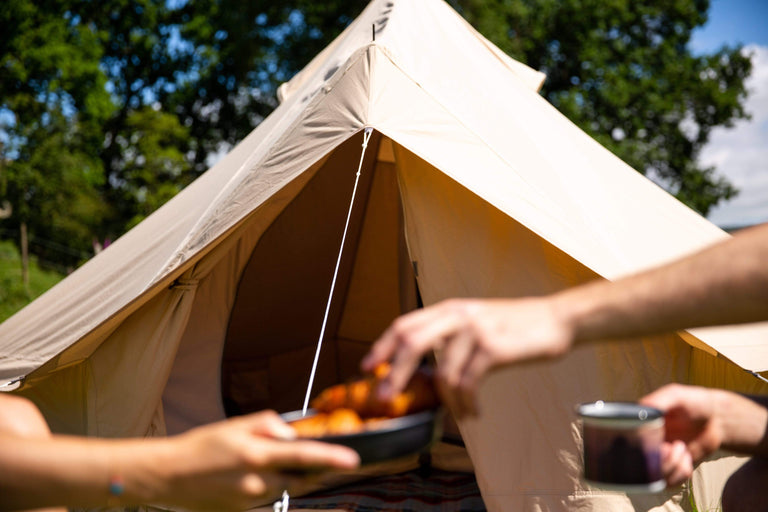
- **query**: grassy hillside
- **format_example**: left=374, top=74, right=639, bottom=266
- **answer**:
left=0, top=240, right=64, bottom=323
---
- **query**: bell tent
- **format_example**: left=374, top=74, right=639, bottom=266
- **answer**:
left=2, top=0, right=768, bottom=510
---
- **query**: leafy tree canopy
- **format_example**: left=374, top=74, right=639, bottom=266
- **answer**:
left=0, top=0, right=753, bottom=270
left=449, top=0, right=751, bottom=212
left=1, top=0, right=113, bottom=266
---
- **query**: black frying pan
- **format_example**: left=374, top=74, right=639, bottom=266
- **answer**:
left=282, top=408, right=443, bottom=465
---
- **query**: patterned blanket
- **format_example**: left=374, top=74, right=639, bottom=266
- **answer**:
left=287, top=469, right=486, bottom=512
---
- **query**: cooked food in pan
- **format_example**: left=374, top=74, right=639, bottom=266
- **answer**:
left=290, top=363, right=438, bottom=438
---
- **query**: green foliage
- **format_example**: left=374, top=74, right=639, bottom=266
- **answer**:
left=0, top=0, right=755, bottom=278
left=111, top=107, right=192, bottom=229
left=0, top=240, right=63, bottom=324
left=2, top=108, right=108, bottom=267
left=0, top=0, right=114, bottom=266
left=449, top=0, right=750, bottom=215
left=167, top=0, right=366, bottom=173
left=2, top=0, right=364, bottom=252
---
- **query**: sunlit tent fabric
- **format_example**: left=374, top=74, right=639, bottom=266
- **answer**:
left=2, top=0, right=768, bottom=510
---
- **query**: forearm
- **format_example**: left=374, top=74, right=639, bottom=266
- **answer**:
left=552, top=223, right=768, bottom=343
left=0, top=435, right=169, bottom=510
left=714, top=390, right=768, bottom=458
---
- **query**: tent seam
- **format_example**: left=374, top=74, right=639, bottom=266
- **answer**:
left=368, top=47, right=600, bottom=276
left=151, top=46, right=376, bottom=286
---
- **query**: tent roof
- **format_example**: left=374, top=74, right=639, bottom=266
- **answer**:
left=2, top=0, right=768, bottom=384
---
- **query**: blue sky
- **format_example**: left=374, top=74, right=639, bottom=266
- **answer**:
left=690, top=0, right=768, bottom=53
left=690, top=0, right=768, bottom=228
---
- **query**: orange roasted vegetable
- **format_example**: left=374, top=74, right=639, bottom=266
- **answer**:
left=325, top=408, right=364, bottom=435
left=290, top=409, right=392, bottom=438
left=310, top=363, right=438, bottom=419
left=290, top=363, right=438, bottom=438
left=289, top=413, right=329, bottom=438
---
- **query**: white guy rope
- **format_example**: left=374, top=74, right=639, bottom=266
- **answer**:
left=302, top=127, right=374, bottom=415
left=273, top=490, right=289, bottom=512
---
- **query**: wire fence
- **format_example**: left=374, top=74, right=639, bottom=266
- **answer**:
left=0, top=227, right=92, bottom=274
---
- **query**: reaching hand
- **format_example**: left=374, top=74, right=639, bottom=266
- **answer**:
left=362, top=297, right=573, bottom=417
left=639, top=384, right=724, bottom=486
left=155, top=410, right=360, bottom=510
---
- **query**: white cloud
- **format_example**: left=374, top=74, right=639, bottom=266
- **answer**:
left=705, top=44, right=768, bottom=228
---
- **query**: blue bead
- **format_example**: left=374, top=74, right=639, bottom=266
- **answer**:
left=109, top=480, right=125, bottom=496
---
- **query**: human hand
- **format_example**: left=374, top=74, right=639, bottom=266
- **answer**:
left=639, top=384, right=724, bottom=486
left=361, top=297, right=573, bottom=417
left=155, top=410, right=360, bottom=510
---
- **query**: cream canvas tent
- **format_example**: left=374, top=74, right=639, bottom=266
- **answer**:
left=2, top=0, right=768, bottom=510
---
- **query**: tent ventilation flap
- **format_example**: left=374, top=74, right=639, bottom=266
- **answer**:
left=0, top=376, right=24, bottom=392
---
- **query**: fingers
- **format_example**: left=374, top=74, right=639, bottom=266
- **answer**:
left=639, top=383, right=690, bottom=412
left=362, top=306, right=446, bottom=372
left=243, top=439, right=360, bottom=472
left=436, top=331, right=489, bottom=418
left=456, top=350, right=492, bottom=416
left=640, top=383, right=713, bottom=420
left=368, top=303, right=466, bottom=399
left=364, top=299, right=492, bottom=417
left=236, top=410, right=297, bottom=440
left=240, top=472, right=268, bottom=497
left=660, top=440, right=694, bottom=486
left=245, top=440, right=360, bottom=507
left=437, top=330, right=474, bottom=416
left=361, top=324, right=399, bottom=372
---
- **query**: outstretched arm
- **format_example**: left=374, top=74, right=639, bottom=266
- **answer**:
left=0, top=409, right=359, bottom=511
left=559, top=222, right=768, bottom=344
left=363, top=223, right=768, bottom=416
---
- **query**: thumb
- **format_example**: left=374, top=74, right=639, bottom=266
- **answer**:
left=238, top=410, right=297, bottom=440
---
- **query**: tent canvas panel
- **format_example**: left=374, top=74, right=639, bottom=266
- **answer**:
left=10, top=129, right=768, bottom=511
left=3, top=0, right=768, bottom=509
left=4, top=0, right=766, bottom=393
left=393, top=143, right=690, bottom=509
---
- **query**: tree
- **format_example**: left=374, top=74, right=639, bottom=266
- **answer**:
left=0, top=0, right=113, bottom=271
left=71, top=0, right=196, bottom=236
left=167, top=0, right=752, bottom=217
left=1, top=0, right=359, bottom=269
left=106, top=107, right=192, bottom=231
left=166, top=0, right=366, bottom=175
left=0, top=0, right=754, bottom=277
left=3, top=110, right=109, bottom=273
left=449, top=0, right=750, bottom=215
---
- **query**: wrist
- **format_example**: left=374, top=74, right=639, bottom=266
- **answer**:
left=113, top=438, right=175, bottom=506
left=549, top=276, right=655, bottom=345
left=549, top=287, right=590, bottom=346
left=717, top=390, right=768, bottom=457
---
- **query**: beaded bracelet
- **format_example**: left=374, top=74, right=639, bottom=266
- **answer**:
left=107, top=475, right=125, bottom=507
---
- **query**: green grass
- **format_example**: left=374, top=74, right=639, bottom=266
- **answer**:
left=686, top=478, right=723, bottom=512
left=0, top=240, right=64, bottom=323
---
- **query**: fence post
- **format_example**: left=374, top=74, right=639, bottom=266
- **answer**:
left=20, top=221, right=29, bottom=293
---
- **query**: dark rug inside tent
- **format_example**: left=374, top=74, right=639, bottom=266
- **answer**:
left=288, top=468, right=486, bottom=512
